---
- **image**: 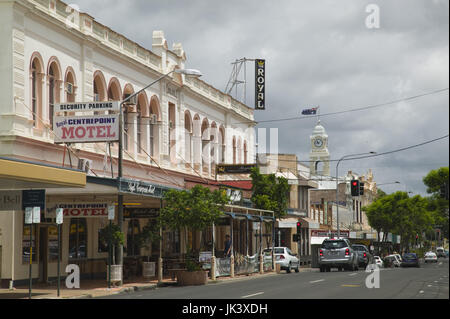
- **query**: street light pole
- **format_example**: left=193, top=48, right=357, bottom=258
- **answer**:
left=336, top=152, right=375, bottom=239
left=116, top=68, right=202, bottom=278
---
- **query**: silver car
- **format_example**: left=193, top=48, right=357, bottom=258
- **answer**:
left=319, top=238, right=359, bottom=272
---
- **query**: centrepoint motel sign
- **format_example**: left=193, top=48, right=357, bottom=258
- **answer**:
left=53, top=102, right=120, bottom=144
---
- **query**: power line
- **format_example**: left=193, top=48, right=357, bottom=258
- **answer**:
left=245, top=87, right=449, bottom=125
left=256, top=134, right=449, bottom=164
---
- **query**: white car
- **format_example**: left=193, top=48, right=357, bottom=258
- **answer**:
left=385, top=254, right=402, bottom=267
left=424, top=251, right=438, bottom=263
left=273, top=247, right=300, bottom=273
left=374, top=256, right=384, bottom=268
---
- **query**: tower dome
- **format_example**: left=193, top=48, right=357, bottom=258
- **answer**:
left=312, top=120, right=327, bottom=136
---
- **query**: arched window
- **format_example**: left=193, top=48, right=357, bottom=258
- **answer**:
left=219, top=126, right=225, bottom=164
left=30, top=54, right=43, bottom=128
left=48, top=59, right=61, bottom=128
left=65, top=68, right=76, bottom=103
left=184, top=111, right=193, bottom=169
left=201, top=118, right=210, bottom=174
left=149, top=96, right=161, bottom=161
left=122, top=84, right=134, bottom=152
left=244, top=141, right=248, bottom=164
left=232, top=136, right=237, bottom=164
left=237, top=137, right=242, bottom=164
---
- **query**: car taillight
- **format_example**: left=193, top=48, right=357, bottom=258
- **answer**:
left=345, top=249, right=350, bottom=256
left=279, top=255, right=285, bottom=260
left=363, top=252, right=367, bottom=258
left=319, top=250, right=323, bottom=256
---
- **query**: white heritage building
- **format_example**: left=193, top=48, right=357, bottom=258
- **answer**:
left=0, top=0, right=256, bottom=286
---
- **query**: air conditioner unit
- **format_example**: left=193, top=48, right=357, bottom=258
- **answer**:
left=66, top=82, right=74, bottom=95
left=123, top=94, right=136, bottom=105
left=150, top=114, right=158, bottom=125
left=77, top=158, right=93, bottom=174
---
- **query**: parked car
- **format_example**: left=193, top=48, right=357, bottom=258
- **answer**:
left=272, top=247, right=300, bottom=273
left=373, top=256, right=384, bottom=268
left=424, top=251, right=438, bottom=263
left=436, top=247, right=446, bottom=258
left=401, top=253, right=420, bottom=267
left=384, top=254, right=402, bottom=267
left=318, top=238, right=359, bottom=272
left=352, top=244, right=373, bottom=268
left=394, top=254, right=403, bottom=263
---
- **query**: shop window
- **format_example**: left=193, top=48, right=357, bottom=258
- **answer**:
left=163, top=230, right=180, bottom=256
left=48, top=225, right=62, bottom=262
left=98, top=228, right=108, bottom=253
left=22, top=223, right=37, bottom=264
left=69, top=218, right=87, bottom=259
left=127, top=219, right=141, bottom=256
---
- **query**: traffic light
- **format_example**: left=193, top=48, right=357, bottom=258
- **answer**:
left=297, top=222, right=301, bottom=234
left=351, top=180, right=360, bottom=196
left=359, top=182, right=365, bottom=196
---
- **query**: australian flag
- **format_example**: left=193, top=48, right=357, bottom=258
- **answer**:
left=302, top=106, right=319, bottom=115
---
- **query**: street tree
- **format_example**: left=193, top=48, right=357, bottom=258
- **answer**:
left=423, top=167, right=449, bottom=238
left=159, top=185, right=229, bottom=255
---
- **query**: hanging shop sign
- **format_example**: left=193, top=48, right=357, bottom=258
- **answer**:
left=311, top=230, right=350, bottom=238
left=119, top=179, right=172, bottom=198
left=53, top=114, right=119, bottom=144
left=255, top=59, right=266, bottom=110
left=124, top=208, right=160, bottom=219
left=217, top=164, right=256, bottom=174
left=54, top=101, right=120, bottom=113
left=56, top=203, right=110, bottom=218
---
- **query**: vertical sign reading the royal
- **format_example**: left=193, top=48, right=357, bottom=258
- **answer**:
left=255, top=59, right=266, bottom=110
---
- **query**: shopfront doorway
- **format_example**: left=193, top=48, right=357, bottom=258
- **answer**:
left=38, top=226, right=48, bottom=283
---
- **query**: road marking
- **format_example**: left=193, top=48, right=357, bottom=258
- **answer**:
left=341, top=284, right=360, bottom=287
left=349, top=273, right=358, bottom=276
left=427, top=285, right=433, bottom=287
left=309, top=279, right=325, bottom=284
left=439, top=262, right=442, bottom=265
left=419, top=290, right=424, bottom=294
left=242, top=292, right=264, bottom=299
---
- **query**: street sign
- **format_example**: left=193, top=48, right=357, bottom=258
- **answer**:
left=24, top=207, right=33, bottom=224
left=22, top=190, right=45, bottom=210
left=32, top=207, right=41, bottom=224
left=217, top=164, right=256, bottom=174
left=56, top=208, right=63, bottom=225
left=108, top=205, right=115, bottom=220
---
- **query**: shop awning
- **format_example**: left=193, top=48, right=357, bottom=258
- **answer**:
left=0, top=157, right=86, bottom=189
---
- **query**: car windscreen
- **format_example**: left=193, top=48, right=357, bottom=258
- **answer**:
left=274, top=248, right=285, bottom=254
left=403, top=254, right=416, bottom=260
left=352, top=246, right=366, bottom=251
left=321, top=240, right=347, bottom=249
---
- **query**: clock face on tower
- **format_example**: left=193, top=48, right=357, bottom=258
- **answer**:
left=314, top=137, right=323, bottom=148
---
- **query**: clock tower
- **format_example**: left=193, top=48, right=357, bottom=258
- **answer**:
left=309, top=120, right=330, bottom=176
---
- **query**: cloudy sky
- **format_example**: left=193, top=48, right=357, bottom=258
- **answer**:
left=69, top=0, right=449, bottom=196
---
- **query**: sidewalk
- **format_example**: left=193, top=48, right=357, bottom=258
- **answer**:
left=0, top=267, right=316, bottom=299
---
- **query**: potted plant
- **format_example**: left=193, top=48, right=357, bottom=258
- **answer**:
left=135, top=221, right=161, bottom=280
left=99, top=223, right=125, bottom=284
left=176, top=249, right=208, bottom=286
